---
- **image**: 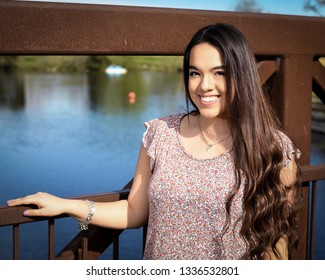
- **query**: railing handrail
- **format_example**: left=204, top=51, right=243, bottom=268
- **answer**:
left=299, top=164, right=325, bottom=182
left=1, top=1, right=325, bottom=56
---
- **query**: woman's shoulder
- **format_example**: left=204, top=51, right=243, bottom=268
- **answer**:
left=274, top=130, right=301, bottom=165
left=275, top=130, right=296, bottom=147
left=145, top=113, right=186, bottom=130
left=157, top=112, right=185, bottom=123
left=142, top=113, right=185, bottom=163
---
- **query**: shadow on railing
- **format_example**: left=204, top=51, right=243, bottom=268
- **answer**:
left=0, top=165, right=324, bottom=260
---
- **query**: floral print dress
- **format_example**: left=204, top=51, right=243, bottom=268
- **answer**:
left=142, top=113, right=299, bottom=260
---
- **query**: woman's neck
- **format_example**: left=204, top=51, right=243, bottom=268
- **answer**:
left=197, top=114, right=230, bottom=138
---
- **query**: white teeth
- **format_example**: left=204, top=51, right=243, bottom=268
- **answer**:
left=200, top=96, right=219, bottom=102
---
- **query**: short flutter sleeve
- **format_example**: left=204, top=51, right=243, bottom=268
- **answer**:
left=277, top=131, right=301, bottom=167
left=142, top=118, right=161, bottom=171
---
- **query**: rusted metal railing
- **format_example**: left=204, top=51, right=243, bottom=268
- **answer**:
left=0, top=1, right=325, bottom=259
left=0, top=185, right=131, bottom=260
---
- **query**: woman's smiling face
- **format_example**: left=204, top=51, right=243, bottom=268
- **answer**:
left=188, top=42, right=227, bottom=119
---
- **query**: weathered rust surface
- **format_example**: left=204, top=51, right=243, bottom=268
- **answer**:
left=1, top=1, right=325, bottom=55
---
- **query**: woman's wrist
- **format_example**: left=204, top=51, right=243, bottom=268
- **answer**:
left=63, top=198, right=96, bottom=224
left=78, top=200, right=96, bottom=230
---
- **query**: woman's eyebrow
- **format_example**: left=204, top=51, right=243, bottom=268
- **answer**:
left=189, top=65, right=225, bottom=70
left=212, top=65, right=225, bottom=70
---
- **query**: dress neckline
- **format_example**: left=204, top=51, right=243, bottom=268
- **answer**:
left=175, top=113, right=232, bottom=162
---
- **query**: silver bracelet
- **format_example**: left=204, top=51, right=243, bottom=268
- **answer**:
left=78, top=200, right=96, bottom=231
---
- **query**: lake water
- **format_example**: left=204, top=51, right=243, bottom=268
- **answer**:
left=0, top=70, right=324, bottom=259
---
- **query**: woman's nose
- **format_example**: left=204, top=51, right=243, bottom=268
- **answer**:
left=200, top=74, right=214, bottom=92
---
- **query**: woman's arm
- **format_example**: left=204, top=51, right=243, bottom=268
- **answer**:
left=262, top=237, right=288, bottom=260
left=7, top=144, right=151, bottom=230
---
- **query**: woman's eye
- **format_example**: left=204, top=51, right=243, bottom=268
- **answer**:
left=215, top=71, right=225, bottom=76
left=189, top=71, right=200, bottom=77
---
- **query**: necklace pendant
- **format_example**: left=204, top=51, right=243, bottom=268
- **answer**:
left=206, top=144, right=212, bottom=151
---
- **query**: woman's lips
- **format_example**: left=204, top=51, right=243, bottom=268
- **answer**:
left=199, top=95, right=221, bottom=105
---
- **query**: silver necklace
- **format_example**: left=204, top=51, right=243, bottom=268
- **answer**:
left=198, top=117, right=231, bottom=152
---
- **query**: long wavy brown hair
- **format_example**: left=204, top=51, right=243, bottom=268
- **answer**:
left=183, top=23, right=302, bottom=259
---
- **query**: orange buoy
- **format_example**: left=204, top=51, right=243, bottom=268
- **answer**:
left=128, top=91, right=136, bottom=104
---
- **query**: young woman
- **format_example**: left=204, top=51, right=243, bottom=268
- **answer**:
left=7, top=23, right=301, bottom=260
